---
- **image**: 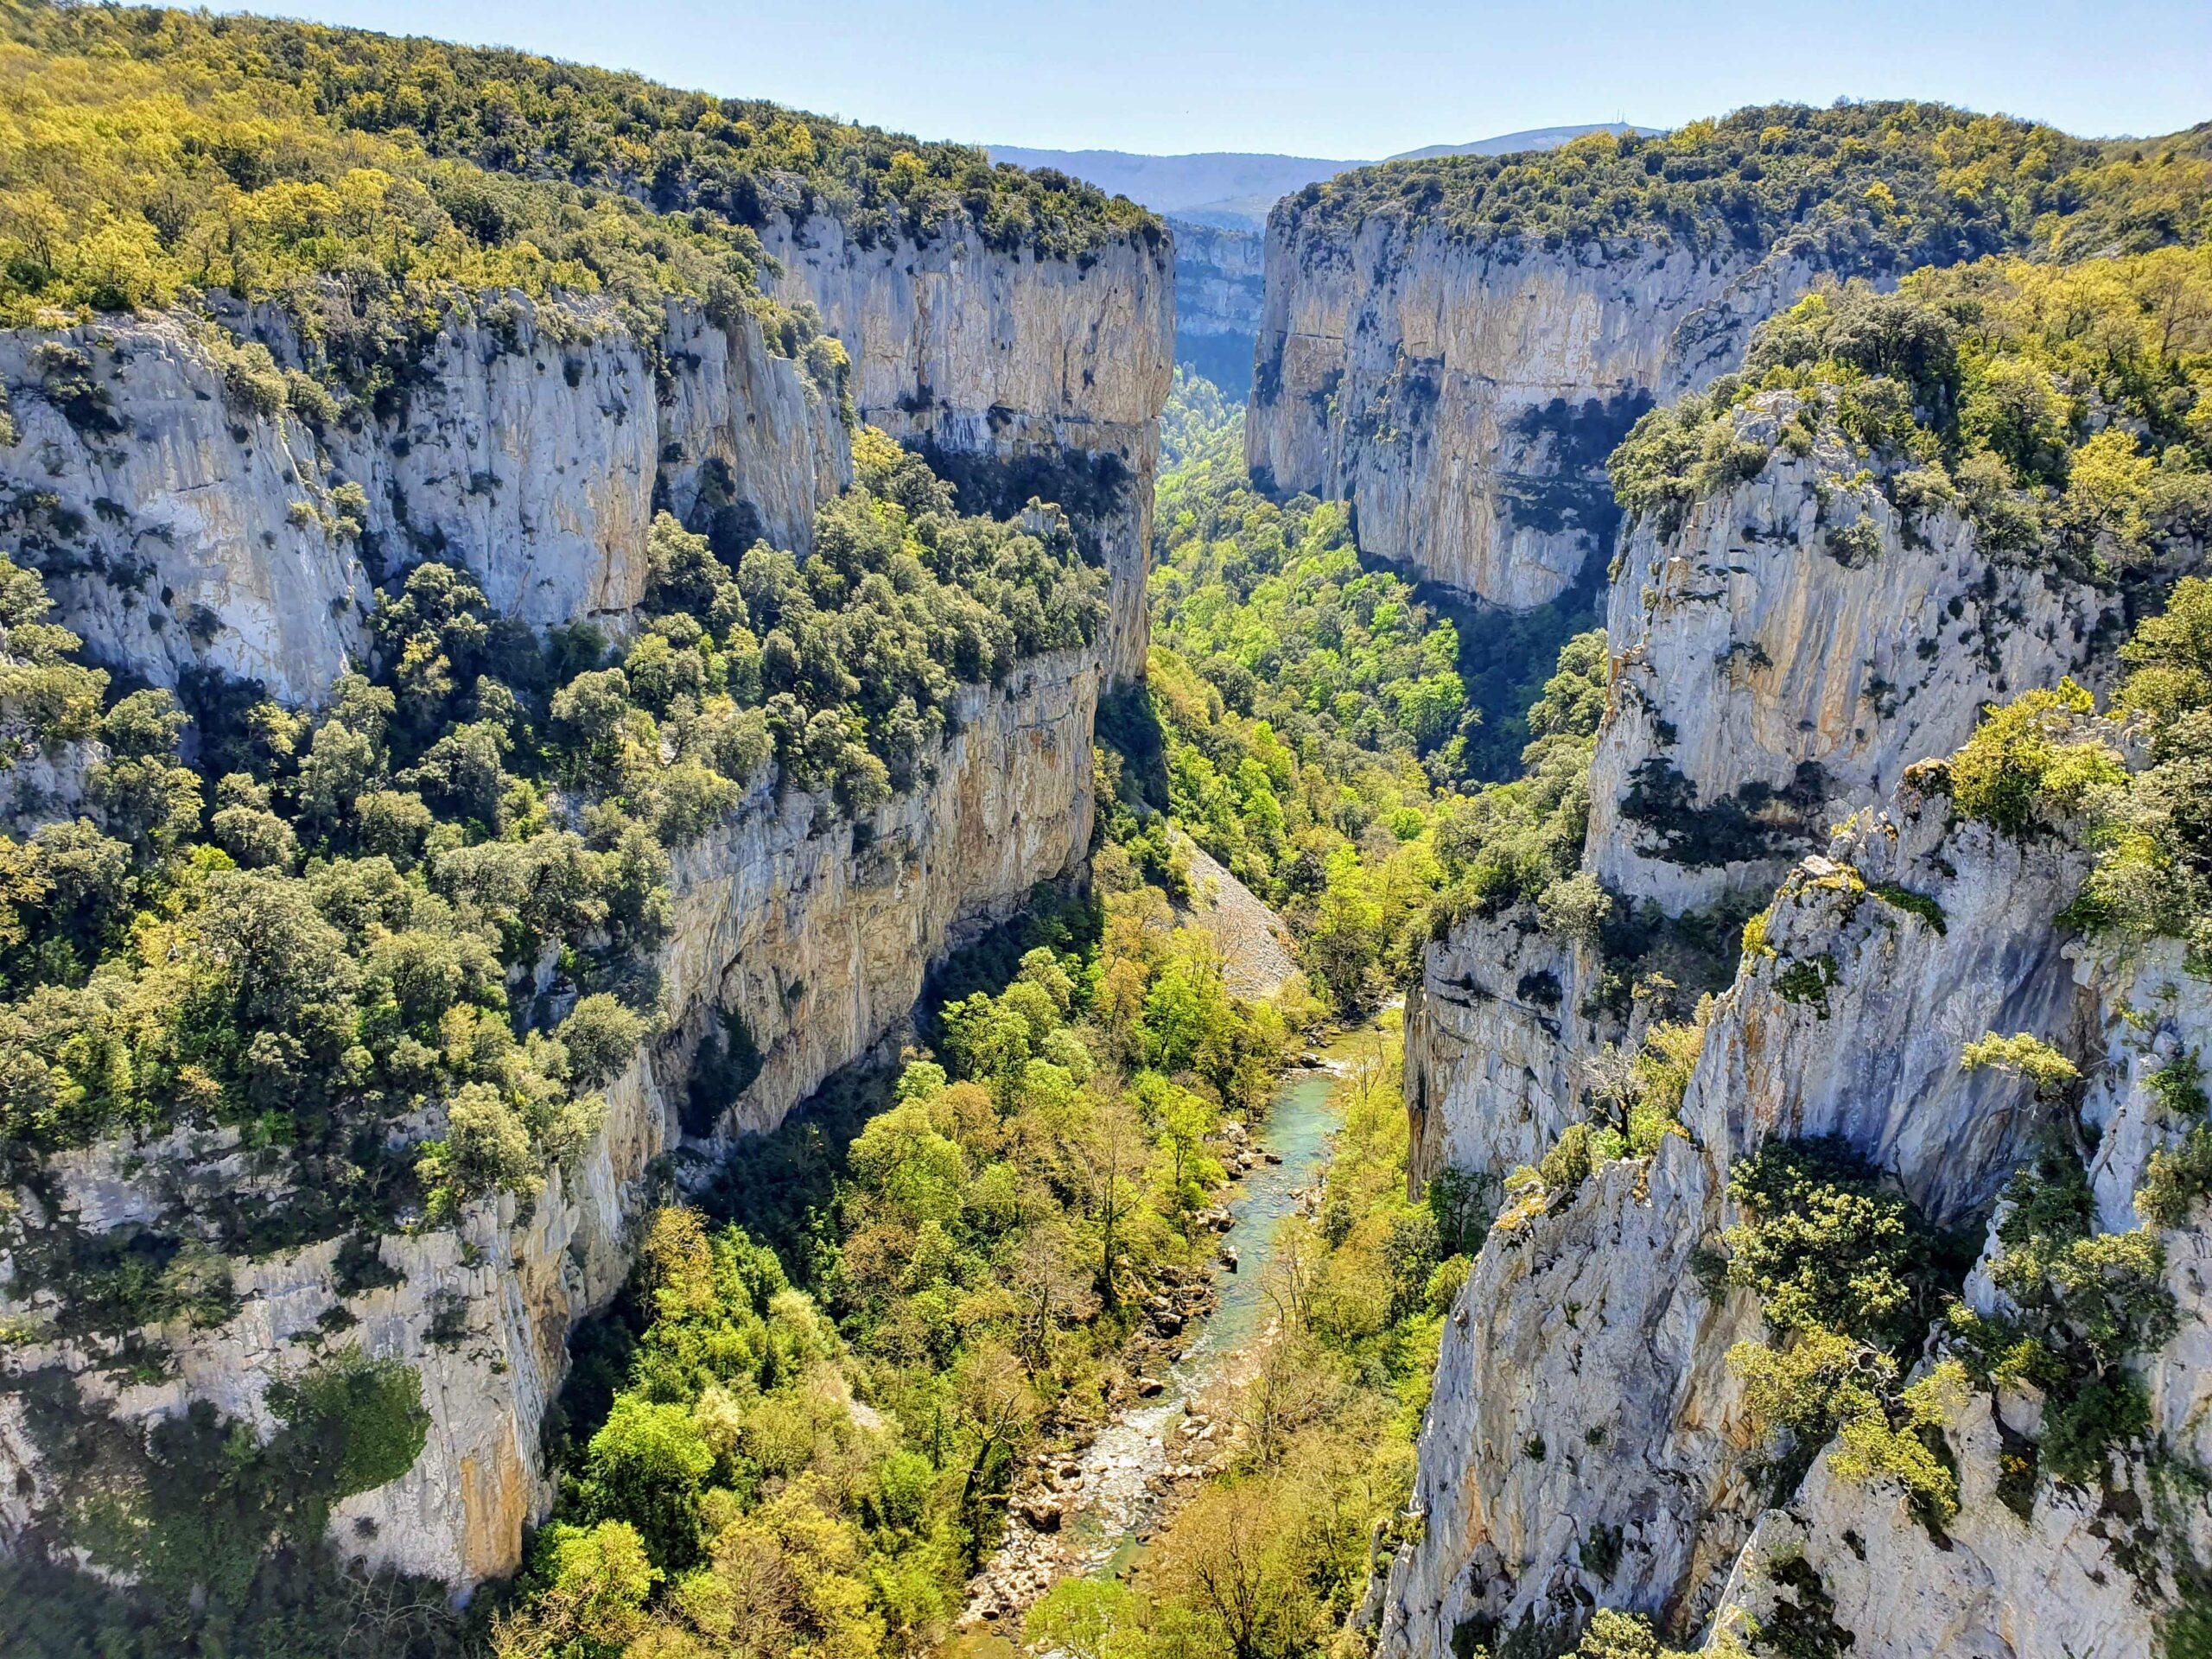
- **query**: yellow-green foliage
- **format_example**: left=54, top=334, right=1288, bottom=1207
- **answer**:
left=1614, top=247, right=2212, bottom=571
left=503, top=872, right=1297, bottom=1656
left=1288, top=102, right=2209, bottom=259
left=1022, top=1018, right=1442, bottom=1659
left=1718, top=1140, right=1972, bottom=1518
left=1961, top=1031, right=2084, bottom=1099
left=1946, top=1139, right=2177, bottom=1486
left=1141, top=372, right=1612, bottom=1014
left=0, top=1, right=1153, bottom=329
left=1142, top=371, right=1469, bottom=1013
left=0, top=550, right=106, bottom=755
left=1949, top=680, right=2125, bottom=839
left=2066, top=578, right=2212, bottom=969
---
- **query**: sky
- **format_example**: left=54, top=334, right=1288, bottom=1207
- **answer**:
left=221, top=0, right=2211, bottom=157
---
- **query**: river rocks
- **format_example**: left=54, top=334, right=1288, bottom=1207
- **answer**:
left=1014, top=1494, right=1065, bottom=1532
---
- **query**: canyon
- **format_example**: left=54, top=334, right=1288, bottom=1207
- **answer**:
left=3, top=25, right=2210, bottom=1658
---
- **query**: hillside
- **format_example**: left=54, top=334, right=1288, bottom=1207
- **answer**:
left=0, top=4, right=1173, bottom=1647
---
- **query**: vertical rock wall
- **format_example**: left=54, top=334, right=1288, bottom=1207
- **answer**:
left=1245, top=220, right=1822, bottom=607
left=760, top=214, right=1173, bottom=686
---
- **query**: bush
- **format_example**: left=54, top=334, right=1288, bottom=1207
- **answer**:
left=1723, top=1139, right=1933, bottom=1348
left=1949, top=682, right=2124, bottom=839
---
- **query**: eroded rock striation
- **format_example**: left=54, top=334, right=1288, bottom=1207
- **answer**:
left=1246, top=225, right=1824, bottom=608
left=1588, top=391, right=2131, bottom=915
left=760, top=213, right=1173, bottom=686
left=0, top=640, right=1099, bottom=1585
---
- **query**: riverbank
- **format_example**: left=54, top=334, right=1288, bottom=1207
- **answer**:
left=950, top=1013, right=1390, bottom=1645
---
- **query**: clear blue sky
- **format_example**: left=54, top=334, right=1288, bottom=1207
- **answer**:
left=225, top=0, right=2210, bottom=156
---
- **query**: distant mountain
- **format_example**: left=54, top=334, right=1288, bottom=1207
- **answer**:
left=982, top=147, right=1363, bottom=220
left=1383, top=122, right=1654, bottom=162
left=988, top=124, right=1650, bottom=231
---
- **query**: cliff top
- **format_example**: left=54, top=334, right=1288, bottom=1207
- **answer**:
left=1609, top=246, right=2212, bottom=574
left=0, top=0, right=1162, bottom=330
left=1272, top=100, right=2210, bottom=274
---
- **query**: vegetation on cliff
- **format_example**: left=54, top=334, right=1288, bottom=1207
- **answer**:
left=490, top=835, right=1295, bottom=1656
left=1281, top=100, right=2209, bottom=268
left=0, top=432, right=1109, bottom=1648
left=0, top=0, right=1153, bottom=382
left=1138, top=369, right=1611, bottom=1014
left=1609, top=246, right=2212, bottom=574
left=3, top=1, right=1158, bottom=262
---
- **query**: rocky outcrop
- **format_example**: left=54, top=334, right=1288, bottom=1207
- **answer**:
left=1692, top=935, right=2212, bottom=1659
left=0, top=295, right=849, bottom=706
left=1169, top=832, right=1300, bottom=1001
left=0, top=643, right=1101, bottom=1587
left=1587, top=392, right=2128, bottom=914
left=1402, top=912, right=1595, bottom=1195
left=1246, top=224, right=1824, bottom=608
left=759, top=213, right=1173, bottom=685
left=1693, top=801, right=2090, bottom=1226
left=1380, top=1137, right=1764, bottom=1656
left=1380, top=781, right=2158, bottom=1656
left=1166, top=219, right=1264, bottom=395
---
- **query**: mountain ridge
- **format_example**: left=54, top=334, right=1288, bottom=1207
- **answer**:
left=988, top=123, right=1647, bottom=228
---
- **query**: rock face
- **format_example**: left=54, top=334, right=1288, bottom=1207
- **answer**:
left=1382, top=1136, right=1764, bottom=1655
left=0, top=639, right=1103, bottom=1589
left=1402, top=912, right=1594, bottom=1196
left=759, top=213, right=1173, bottom=686
left=1381, top=779, right=2115, bottom=1656
left=1246, top=223, right=1823, bottom=607
left=1587, top=392, right=2127, bottom=914
left=0, top=296, right=849, bottom=707
left=1695, top=936, right=2212, bottom=1659
left=1166, top=218, right=1264, bottom=394
left=1691, top=805, right=2090, bottom=1226
left=0, top=221, right=1165, bottom=1591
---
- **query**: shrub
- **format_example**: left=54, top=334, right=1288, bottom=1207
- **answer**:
left=1949, top=682, right=2125, bottom=839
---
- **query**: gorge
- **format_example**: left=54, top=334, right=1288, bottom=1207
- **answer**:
left=1, top=10, right=2211, bottom=1659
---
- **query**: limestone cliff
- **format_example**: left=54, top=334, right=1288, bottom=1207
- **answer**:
left=1697, top=937, right=2212, bottom=1659
left=1402, top=912, right=1592, bottom=1197
left=1245, top=222, right=1823, bottom=608
left=0, top=213, right=1165, bottom=1593
left=759, top=213, right=1173, bottom=686
left=1166, top=218, right=1265, bottom=395
left=1381, top=781, right=2117, bottom=1655
left=0, top=642, right=1098, bottom=1586
left=1587, top=390, right=2130, bottom=915
left=0, top=296, right=850, bottom=708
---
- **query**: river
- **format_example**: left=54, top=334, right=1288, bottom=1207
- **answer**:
left=949, top=1014, right=1390, bottom=1651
